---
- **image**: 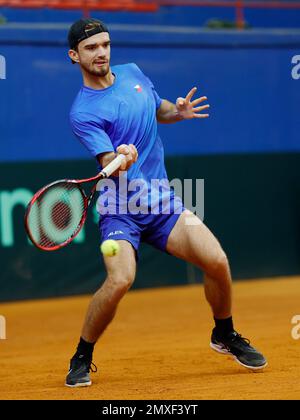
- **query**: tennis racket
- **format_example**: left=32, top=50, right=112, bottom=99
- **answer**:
left=24, top=154, right=125, bottom=252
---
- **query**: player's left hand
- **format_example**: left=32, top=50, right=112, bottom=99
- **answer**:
left=176, top=87, right=210, bottom=120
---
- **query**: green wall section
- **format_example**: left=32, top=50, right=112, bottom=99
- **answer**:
left=0, top=153, right=299, bottom=302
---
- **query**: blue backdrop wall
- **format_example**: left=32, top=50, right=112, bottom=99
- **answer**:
left=0, top=24, right=300, bottom=163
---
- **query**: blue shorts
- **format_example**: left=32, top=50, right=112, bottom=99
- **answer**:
left=99, top=201, right=185, bottom=254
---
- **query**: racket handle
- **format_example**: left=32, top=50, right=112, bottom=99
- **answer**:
left=100, top=153, right=126, bottom=178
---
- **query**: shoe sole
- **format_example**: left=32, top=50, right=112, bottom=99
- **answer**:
left=210, top=342, right=268, bottom=371
left=65, top=381, right=92, bottom=388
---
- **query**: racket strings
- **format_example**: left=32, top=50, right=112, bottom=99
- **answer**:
left=27, top=182, right=86, bottom=250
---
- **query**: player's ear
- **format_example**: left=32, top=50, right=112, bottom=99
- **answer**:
left=68, top=49, right=79, bottom=65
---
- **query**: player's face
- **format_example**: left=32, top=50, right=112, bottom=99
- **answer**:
left=77, top=32, right=111, bottom=77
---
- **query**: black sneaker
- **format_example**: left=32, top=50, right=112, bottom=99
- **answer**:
left=65, top=355, right=97, bottom=387
left=210, top=328, right=267, bottom=370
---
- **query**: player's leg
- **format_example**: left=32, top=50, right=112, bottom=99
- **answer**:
left=166, top=209, right=267, bottom=370
left=66, top=240, right=136, bottom=387
left=166, top=210, right=232, bottom=320
left=81, top=239, right=136, bottom=343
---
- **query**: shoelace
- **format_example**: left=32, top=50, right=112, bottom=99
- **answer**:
left=231, top=332, right=251, bottom=346
left=70, top=357, right=98, bottom=373
left=89, top=362, right=97, bottom=373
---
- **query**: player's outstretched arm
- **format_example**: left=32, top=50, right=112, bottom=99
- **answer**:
left=156, top=87, right=210, bottom=124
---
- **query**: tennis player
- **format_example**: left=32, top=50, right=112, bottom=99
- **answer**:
left=65, top=18, right=267, bottom=387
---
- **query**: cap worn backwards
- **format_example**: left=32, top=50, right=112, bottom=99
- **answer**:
left=68, top=18, right=109, bottom=50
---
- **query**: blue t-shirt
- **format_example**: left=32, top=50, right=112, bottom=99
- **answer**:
left=70, top=63, right=182, bottom=215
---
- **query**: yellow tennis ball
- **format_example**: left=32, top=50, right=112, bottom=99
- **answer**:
left=100, top=239, right=120, bottom=257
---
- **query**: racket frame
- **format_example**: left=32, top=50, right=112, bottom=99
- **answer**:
left=24, top=153, right=125, bottom=251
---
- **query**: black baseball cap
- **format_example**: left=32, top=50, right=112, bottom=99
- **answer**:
left=68, top=18, right=109, bottom=51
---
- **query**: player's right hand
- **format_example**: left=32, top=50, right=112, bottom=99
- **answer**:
left=117, top=144, right=138, bottom=171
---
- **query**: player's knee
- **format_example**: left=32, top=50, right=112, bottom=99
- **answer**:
left=107, top=270, right=135, bottom=297
left=207, top=250, right=230, bottom=280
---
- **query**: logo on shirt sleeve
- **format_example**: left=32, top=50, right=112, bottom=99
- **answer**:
left=134, top=84, right=142, bottom=92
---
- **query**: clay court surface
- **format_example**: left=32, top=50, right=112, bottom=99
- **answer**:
left=0, top=276, right=300, bottom=400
